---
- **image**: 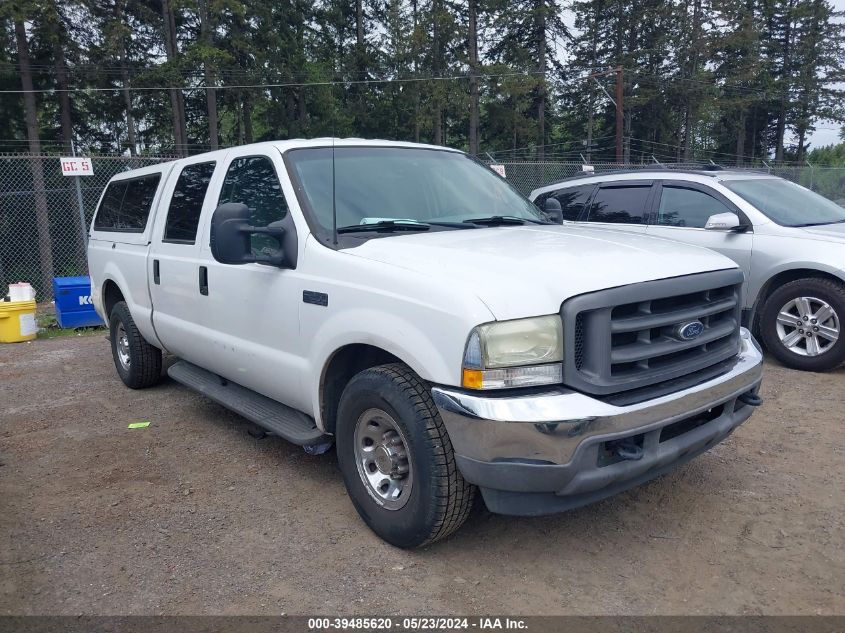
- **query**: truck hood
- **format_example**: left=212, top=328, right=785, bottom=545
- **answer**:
left=346, top=225, right=737, bottom=320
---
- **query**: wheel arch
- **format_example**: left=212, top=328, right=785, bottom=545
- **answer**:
left=749, top=267, right=845, bottom=334
left=318, top=343, right=405, bottom=435
left=101, top=279, right=126, bottom=318
left=95, top=267, right=163, bottom=349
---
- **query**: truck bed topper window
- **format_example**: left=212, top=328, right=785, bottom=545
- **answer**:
left=94, top=173, right=161, bottom=233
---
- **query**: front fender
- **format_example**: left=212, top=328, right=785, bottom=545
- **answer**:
left=306, top=307, right=472, bottom=430
left=747, top=259, right=845, bottom=324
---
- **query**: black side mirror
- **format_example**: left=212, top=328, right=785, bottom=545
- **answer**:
left=543, top=197, right=564, bottom=224
left=210, top=202, right=295, bottom=268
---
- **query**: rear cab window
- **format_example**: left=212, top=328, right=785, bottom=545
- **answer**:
left=163, top=161, right=217, bottom=244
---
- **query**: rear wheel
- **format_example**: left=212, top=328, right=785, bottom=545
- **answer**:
left=760, top=278, right=845, bottom=372
left=109, top=301, right=163, bottom=388
left=336, top=363, right=475, bottom=548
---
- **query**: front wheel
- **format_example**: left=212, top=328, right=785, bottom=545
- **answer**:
left=336, top=363, right=475, bottom=548
left=759, top=278, right=845, bottom=372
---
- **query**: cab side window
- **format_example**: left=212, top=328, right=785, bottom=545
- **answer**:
left=164, top=161, right=216, bottom=244
left=218, top=156, right=289, bottom=255
left=657, top=186, right=734, bottom=228
left=535, top=184, right=594, bottom=221
left=586, top=185, right=650, bottom=224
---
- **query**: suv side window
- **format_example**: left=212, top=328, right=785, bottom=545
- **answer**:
left=218, top=156, right=289, bottom=255
left=657, top=185, right=734, bottom=228
left=587, top=184, right=650, bottom=224
left=535, top=184, right=594, bottom=221
left=94, top=174, right=161, bottom=232
left=164, top=161, right=216, bottom=244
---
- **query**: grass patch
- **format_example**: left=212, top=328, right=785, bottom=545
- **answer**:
left=36, top=311, right=106, bottom=340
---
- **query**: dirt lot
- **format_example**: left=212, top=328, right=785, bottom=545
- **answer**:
left=1, top=335, right=843, bottom=615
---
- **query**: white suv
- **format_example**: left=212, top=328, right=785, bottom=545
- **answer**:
left=532, top=170, right=845, bottom=372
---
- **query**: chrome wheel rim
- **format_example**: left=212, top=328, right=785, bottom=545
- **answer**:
left=776, top=296, right=840, bottom=357
left=353, top=408, right=413, bottom=510
left=116, top=323, right=131, bottom=370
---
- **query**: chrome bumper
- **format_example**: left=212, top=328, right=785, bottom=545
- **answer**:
left=431, top=329, right=763, bottom=514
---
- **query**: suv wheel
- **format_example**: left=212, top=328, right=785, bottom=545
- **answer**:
left=760, top=278, right=845, bottom=371
left=336, top=363, right=475, bottom=548
left=109, top=301, right=163, bottom=388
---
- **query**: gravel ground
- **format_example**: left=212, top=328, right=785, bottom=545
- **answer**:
left=1, top=335, right=843, bottom=615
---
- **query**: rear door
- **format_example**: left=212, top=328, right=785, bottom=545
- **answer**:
left=646, top=181, right=753, bottom=302
left=148, top=156, right=224, bottom=359
left=578, top=180, right=653, bottom=234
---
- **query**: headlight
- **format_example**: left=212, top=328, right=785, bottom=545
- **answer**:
left=462, top=315, right=563, bottom=389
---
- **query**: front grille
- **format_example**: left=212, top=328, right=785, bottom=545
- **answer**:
left=574, top=313, right=585, bottom=370
left=561, top=269, right=744, bottom=396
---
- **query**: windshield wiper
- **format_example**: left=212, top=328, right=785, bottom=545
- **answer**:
left=792, top=219, right=845, bottom=227
left=426, top=221, right=479, bottom=229
left=337, top=220, right=431, bottom=234
left=463, top=215, right=548, bottom=226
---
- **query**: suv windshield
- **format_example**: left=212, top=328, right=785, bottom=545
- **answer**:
left=285, top=146, right=543, bottom=237
left=723, top=178, right=845, bottom=227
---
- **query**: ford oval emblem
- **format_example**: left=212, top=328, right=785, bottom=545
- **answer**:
left=677, top=320, right=705, bottom=341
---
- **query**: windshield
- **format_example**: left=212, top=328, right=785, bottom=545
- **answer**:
left=285, top=146, right=543, bottom=236
left=723, top=178, right=845, bottom=227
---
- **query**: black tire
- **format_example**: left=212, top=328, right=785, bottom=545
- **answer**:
left=336, top=363, right=475, bottom=548
left=759, top=277, right=845, bottom=372
left=108, top=301, right=163, bottom=388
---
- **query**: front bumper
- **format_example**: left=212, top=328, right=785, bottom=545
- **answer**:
left=431, top=328, right=763, bottom=516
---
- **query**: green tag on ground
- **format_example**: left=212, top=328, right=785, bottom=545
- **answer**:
left=127, top=421, right=150, bottom=429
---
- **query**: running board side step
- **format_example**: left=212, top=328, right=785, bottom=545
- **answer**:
left=167, top=360, right=329, bottom=446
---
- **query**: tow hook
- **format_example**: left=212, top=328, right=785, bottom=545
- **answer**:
left=738, top=391, right=763, bottom=407
left=608, top=438, right=644, bottom=461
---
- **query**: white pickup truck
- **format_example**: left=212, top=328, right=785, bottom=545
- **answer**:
left=88, top=139, right=763, bottom=548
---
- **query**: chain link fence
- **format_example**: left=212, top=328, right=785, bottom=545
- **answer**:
left=3, top=154, right=845, bottom=300
left=0, top=154, right=175, bottom=300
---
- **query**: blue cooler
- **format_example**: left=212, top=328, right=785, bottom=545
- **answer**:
left=53, top=276, right=105, bottom=328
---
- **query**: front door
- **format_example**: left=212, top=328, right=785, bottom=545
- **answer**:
left=646, top=181, right=753, bottom=304
left=195, top=148, right=310, bottom=413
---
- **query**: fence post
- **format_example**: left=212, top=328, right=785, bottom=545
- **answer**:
left=71, top=142, right=88, bottom=251
left=74, top=177, right=87, bottom=249
left=806, top=160, right=814, bottom=191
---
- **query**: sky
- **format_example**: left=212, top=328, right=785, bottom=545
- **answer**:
left=806, top=0, right=845, bottom=149
left=806, top=124, right=841, bottom=149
